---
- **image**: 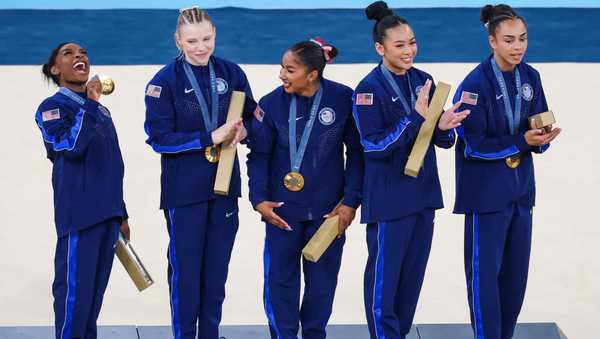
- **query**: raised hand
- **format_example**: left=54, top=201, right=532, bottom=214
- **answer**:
left=415, top=79, right=433, bottom=117
left=438, top=100, right=471, bottom=131
left=211, top=118, right=243, bottom=145
left=86, top=76, right=102, bottom=102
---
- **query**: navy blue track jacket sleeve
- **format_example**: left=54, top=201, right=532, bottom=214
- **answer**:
left=341, top=102, right=364, bottom=209
left=433, top=125, right=456, bottom=149
left=144, top=76, right=213, bottom=154
left=35, top=98, right=102, bottom=159
left=352, top=81, right=426, bottom=160
left=453, top=80, right=531, bottom=161
left=238, top=68, right=257, bottom=145
left=247, top=103, right=274, bottom=208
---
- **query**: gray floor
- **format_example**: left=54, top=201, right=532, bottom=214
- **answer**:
left=0, top=323, right=566, bottom=338
left=137, top=325, right=418, bottom=338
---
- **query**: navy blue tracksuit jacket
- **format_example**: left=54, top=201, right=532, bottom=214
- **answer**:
left=144, top=55, right=256, bottom=209
left=36, top=90, right=127, bottom=237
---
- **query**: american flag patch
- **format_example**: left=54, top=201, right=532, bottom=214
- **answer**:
left=460, top=91, right=479, bottom=105
left=41, top=108, right=60, bottom=122
left=253, top=105, right=265, bottom=122
left=356, top=93, right=373, bottom=106
left=146, top=84, right=162, bottom=98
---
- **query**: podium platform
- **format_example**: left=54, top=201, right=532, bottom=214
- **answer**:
left=137, top=325, right=418, bottom=338
left=0, top=323, right=567, bottom=338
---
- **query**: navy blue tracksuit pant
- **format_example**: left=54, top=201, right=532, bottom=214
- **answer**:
left=263, top=219, right=345, bottom=339
left=465, top=203, right=532, bottom=339
left=364, top=209, right=435, bottom=339
left=53, top=218, right=120, bottom=339
left=164, top=197, right=239, bottom=339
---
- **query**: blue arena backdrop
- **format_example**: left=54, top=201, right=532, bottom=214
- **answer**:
left=2, top=0, right=600, bottom=9
left=1, top=7, right=598, bottom=64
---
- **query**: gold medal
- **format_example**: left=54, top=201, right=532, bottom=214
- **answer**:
left=205, top=146, right=221, bottom=163
left=284, top=172, right=304, bottom=192
left=98, top=75, right=115, bottom=95
left=505, top=154, right=521, bottom=169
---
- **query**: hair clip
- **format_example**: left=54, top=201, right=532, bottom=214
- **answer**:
left=179, top=5, right=200, bottom=14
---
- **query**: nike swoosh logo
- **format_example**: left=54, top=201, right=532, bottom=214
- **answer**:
left=392, top=97, right=400, bottom=102
left=226, top=212, right=235, bottom=218
left=296, top=116, right=304, bottom=121
left=496, top=94, right=503, bottom=100
left=185, top=88, right=194, bottom=94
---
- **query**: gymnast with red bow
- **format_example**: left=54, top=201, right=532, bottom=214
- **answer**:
left=247, top=37, right=364, bottom=339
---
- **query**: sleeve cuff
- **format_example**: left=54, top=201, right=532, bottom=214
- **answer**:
left=241, top=120, right=251, bottom=145
left=435, top=125, right=454, bottom=138
left=408, top=110, right=426, bottom=125
left=515, top=133, right=532, bottom=152
left=342, top=195, right=361, bottom=210
left=83, top=99, right=100, bottom=117
left=199, top=132, right=213, bottom=148
left=251, top=196, right=267, bottom=210
left=535, top=143, right=550, bottom=154
left=122, top=201, right=129, bottom=220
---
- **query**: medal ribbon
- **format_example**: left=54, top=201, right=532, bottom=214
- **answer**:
left=491, top=56, right=522, bottom=135
left=59, top=87, right=86, bottom=106
left=183, top=60, right=220, bottom=132
left=380, top=63, right=415, bottom=115
left=289, top=85, right=323, bottom=173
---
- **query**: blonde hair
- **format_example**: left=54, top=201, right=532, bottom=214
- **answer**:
left=176, top=6, right=213, bottom=31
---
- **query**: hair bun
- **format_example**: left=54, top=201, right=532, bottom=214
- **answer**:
left=480, top=4, right=495, bottom=24
left=42, top=63, right=50, bottom=76
left=323, top=44, right=339, bottom=63
left=366, top=1, right=393, bottom=22
left=310, top=37, right=339, bottom=63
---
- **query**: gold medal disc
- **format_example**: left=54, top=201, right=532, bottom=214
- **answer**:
left=505, top=155, right=521, bottom=169
left=205, top=146, right=221, bottom=163
left=283, top=172, right=304, bottom=192
left=99, top=76, right=115, bottom=95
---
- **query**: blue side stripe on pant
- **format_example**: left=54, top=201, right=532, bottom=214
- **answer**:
left=263, top=239, right=281, bottom=339
left=373, top=222, right=386, bottom=339
left=60, top=232, right=79, bottom=339
left=168, top=209, right=182, bottom=339
left=472, top=214, right=484, bottom=339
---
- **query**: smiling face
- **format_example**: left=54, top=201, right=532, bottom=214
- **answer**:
left=175, top=21, right=216, bottom=66
left=376, top=24, right=417, bottom=74
left=490, top=18, right=528, bottom=70
left=279, top=50, right=319, bottom=95
left=50, top=43, right=90, bottom=88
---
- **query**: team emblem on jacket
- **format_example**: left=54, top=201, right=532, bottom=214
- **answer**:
left=99, top=105, right=111, bottom=118
left=216, top=78, right=228, bottom=95
left=521, top=83, right=533, bottom=101
left=319, top=107, right=336, bottom=125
